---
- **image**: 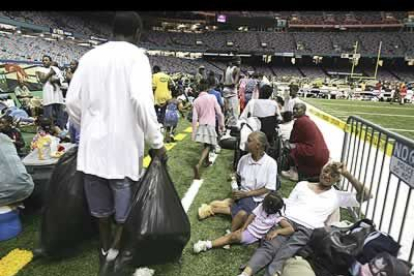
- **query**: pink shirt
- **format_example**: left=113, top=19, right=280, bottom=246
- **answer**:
left=192, top=92, right=224, bottom=131
left=247, top=203, right=284, bottom=239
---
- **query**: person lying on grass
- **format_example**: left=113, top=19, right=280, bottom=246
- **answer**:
left=197, top=131, right=278, bottom=232
left=193, top=191, right=294, bottom=253
left=238, top=161, right=372, bottom=276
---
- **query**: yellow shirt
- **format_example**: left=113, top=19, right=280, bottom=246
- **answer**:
left=152, top=72, right=172, bottom=105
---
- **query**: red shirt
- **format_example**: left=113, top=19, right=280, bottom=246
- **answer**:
left=290, top=115, right=330, bottom=177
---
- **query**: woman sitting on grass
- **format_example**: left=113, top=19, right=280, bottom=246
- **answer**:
left=197, top=131, right=278, bottom=233
left=193, top=191, right=294, bottom=253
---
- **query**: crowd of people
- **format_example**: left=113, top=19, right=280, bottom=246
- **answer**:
left=0, top=11, right=413, bottom=276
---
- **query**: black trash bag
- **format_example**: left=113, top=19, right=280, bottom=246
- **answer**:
left=298, top=219, right=376, bottom=276
left=36, top=146, right=97, bottom=258
left=219, top=135, right=237, bottom=150
left=114, top=156, right=191, bottom=271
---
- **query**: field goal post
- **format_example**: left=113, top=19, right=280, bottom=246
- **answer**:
left=349, top=40, right=383, bottom=82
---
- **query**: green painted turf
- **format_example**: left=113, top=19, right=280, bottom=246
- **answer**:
left=3, top=117, right=354, bottom=276
left=303, top=98, right=414, bottom=140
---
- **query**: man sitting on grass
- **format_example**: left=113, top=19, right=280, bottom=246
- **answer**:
left=0, top=133, right=34, bottom=207
left=281, top=102, right=329, bottom=182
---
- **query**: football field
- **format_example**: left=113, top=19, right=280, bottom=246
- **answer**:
left=303, top=98, right=414, bottom=141
left=2, top=99, right=404, bottom=276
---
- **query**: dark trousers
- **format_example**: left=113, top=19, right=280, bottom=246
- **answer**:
left=43, top=104, right=66, bottom=129
left=154, top=104, right=167, bottom=125
left=247, top=219, right=314, bottom=276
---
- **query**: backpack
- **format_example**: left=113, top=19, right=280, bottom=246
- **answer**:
left=298, top=219, right=376, bottom=276
left=164, top=102, right=179, bottom=127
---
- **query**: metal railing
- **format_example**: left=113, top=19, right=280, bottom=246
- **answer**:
left=340, top=116, right=414, bottom=262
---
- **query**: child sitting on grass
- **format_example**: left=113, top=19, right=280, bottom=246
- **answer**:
left=193, top=192, right=294, bottom=253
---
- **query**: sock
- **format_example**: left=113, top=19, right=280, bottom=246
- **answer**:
left=106, top=248, right=119, bottom=261
left=206, top=241, right=213, bottom=249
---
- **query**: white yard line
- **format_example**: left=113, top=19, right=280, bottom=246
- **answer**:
left=332, top=112, right=414, bottom=118
left=307, top=102, right=414, bottom=110
left=387, top=128, right=414, bottom=132
left=180, top=152, right=218, bottom=213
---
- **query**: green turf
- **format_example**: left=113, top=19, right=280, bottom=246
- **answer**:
left=3, top=117, right=354, bottom=276
left=303, top=98, right=414, bottom=140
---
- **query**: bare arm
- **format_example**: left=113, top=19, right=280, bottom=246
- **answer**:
left=338, top=163, right=371, bottom=202
left=37, top=69, right=55, bottom=84
left=240, top=214, right=255, bottom=232
left=266, top=219, right=295, bottom=240
left=233, top=188, right=270, bottom=200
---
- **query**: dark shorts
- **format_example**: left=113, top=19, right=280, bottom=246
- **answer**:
left=231, top=196, right=259, bottom=218
left=84, top=174, right=138, bottom=223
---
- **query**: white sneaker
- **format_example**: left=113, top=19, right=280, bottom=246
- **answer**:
left=133, top=267, right=155, bottom=276
left=215, top=145, right=221, bottom=154
left=281, top=169, right=298, bottom=182
left=193, top=240, right=210, bottom=253
left=105, top=248, right=119, bottom=261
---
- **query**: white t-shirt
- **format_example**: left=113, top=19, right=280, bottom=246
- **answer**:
left=240, top=99, right=282, bottom=121
left=40, top=66, right=64, bottom=106
left=237, top=153, right=277, bottom=202
left=284, top=97, right=302, bottom=113
left=285, top=181, right=359, bottom=229
left=66, top=41, right=164, bottom=181
left=247, top=203, right=284, bottom=239
left=278, top=120, right=294, bottom=142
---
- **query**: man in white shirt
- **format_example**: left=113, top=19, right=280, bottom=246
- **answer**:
left=240, top=85, right=282, bottom=121
left=198, top=131, right=277, bottom=232
left=284, top=83, right=301, bottom=113
left=223, top=58, right=241, bottom=126
left=66, top=12, right=167, bottom=270
left=36, top=55, right=66, bottom=129
left=239, top=161, right=371, bottom=276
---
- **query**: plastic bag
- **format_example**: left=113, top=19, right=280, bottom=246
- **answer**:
left=219, top=135, right=237, bottom=150
left=114, top=157, right=191, bottom=271
left=36, top=147, right=97, bottom=258
left=298, top=219, right=376, bottom=276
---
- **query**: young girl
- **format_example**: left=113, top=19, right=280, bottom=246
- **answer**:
left=164, top=97, right=184, bottom=143
left=192, top=79, right=225, bottom=179
left=193, top=192, right=294, bottom=253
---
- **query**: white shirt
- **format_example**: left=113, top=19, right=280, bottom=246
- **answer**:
left=240, top=99, right=282, bottom=120
left=284, top=97, right=302, bottom=113
left=66, top=41, right=164, bottom=181
left=40, top=66, right=64, bottom=106
left=278, top=120, right=294, bottom=142
left=237, top=153, right=277, bottom=202
left=224, top=66, right=236, bottom=86
left=285, top=181, right=359, bottom=229
left=238, top=117, right=261, bottom=151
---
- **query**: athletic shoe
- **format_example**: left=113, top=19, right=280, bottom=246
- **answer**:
left=193, top=240, right=210, bottom=253
left=281, top=169, right=298, bottom=181
left=198, top=204, right=214, bottom=220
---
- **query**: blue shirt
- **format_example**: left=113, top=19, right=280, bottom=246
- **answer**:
left=208, top=89, right=223, bottom=107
